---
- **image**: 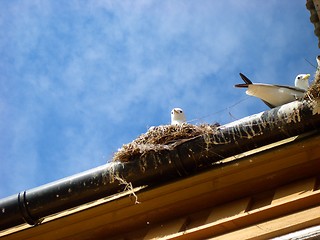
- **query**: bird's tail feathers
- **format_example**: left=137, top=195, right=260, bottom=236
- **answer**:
left=239, top=73, right=253, bottom=84
left=234, top=83, right=249, bottom=88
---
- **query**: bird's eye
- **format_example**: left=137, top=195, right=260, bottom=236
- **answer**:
left=171, top=111, right=174, bottom=114
left=179, top=110, right=183, bottom=113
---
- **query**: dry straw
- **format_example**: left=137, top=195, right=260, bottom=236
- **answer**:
left=113, top=123, right=219, bottom=162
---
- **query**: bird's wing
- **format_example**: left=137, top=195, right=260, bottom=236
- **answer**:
left=272, top=84, right=305, bottom=92
left=261, top=100, right=276, bottom=109
left=235, top=83, right=305, bottom=92
left=246, top=84, right=305, bottom=107
left=235, top=73, right=306, bottom=108
left=235, top=72, right=305, bottom=92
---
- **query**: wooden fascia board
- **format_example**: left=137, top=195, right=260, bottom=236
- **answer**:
left=144, top=188, right=320, bottom=239
left=212, top=203, right=320, bottom=240
left=2, top=133, right=320, bottom=240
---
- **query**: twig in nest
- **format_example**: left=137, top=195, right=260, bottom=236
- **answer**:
left=113, top=124, right=219, bottom=162
left=114, top=175, right=140, bottom=204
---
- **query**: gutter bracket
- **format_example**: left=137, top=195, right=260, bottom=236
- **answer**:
left=18, top=191, right=43, bottom=226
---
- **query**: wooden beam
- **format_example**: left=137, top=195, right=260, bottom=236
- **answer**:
left=155, top=189, right=320, bottom=239
left=2, top=134, right=320, bottom=240
left=212, top=205, right=320, bottom=240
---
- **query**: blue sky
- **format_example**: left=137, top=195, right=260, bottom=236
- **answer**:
left=0, top=1, right=318, bottom=198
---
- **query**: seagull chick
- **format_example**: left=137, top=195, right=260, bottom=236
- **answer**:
left=171, top=108, right=186, bottom=125
left=235, top=73, right=310, bottom=108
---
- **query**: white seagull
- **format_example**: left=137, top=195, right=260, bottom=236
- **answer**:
left=235, top=73, right=311, bottom=108
left=171, top=108, right=186, bottom=125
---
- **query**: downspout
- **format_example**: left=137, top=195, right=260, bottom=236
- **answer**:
left=0, top=100, right=320, bottom=231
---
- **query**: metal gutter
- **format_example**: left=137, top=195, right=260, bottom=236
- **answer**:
left=1, top=100, right=320, bottom=231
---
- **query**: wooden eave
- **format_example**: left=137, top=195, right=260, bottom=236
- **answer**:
left=2, top=131, right=320, bottom=240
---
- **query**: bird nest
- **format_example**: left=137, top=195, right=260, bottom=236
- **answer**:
left=304, top=68, right=320, bottom=100
left=113, top=123, right=219, bottom=162
left=113, top=62, right=320, bottom=163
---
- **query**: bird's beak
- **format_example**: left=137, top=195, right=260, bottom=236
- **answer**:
left=173, top=109, right=178, bottom=113
left=303, top=74, right=311, bottom=80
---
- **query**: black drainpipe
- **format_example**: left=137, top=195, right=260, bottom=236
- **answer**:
left=1, top=100, right=320, bottom=231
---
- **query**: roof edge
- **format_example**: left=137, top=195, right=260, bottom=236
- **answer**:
left=1, top=99, right=320, bottom=231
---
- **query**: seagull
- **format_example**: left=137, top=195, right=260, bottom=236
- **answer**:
left=235, top=73, right=311, bottom=108
left=171, top=108, right=186, bottom=125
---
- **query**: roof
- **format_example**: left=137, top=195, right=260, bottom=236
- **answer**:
left=306, top=0, right=320, bottom=47
left=1, top=129, right=320, bottom=239
left=0, top=92, right=320, bottom=239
